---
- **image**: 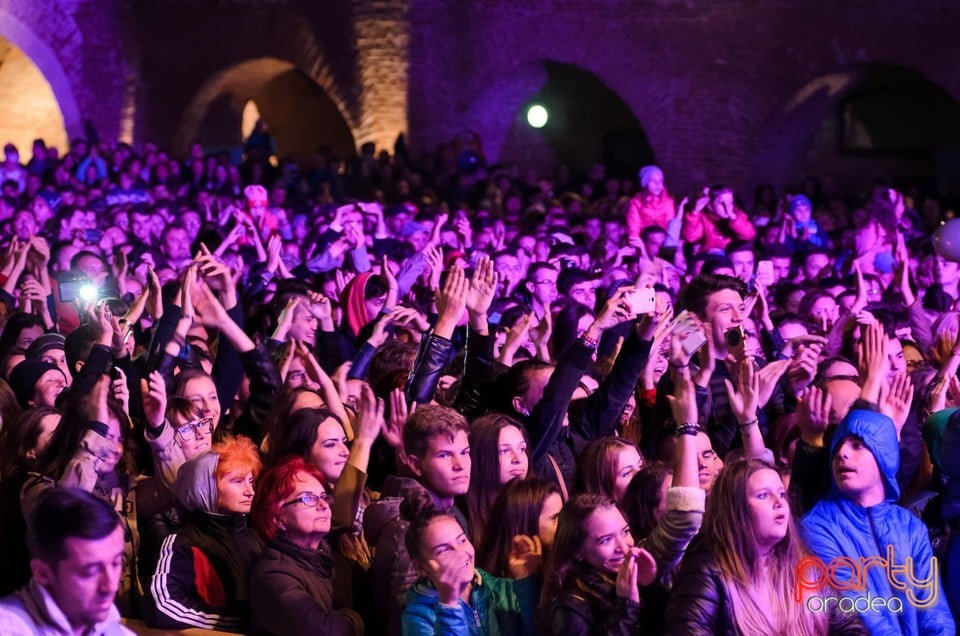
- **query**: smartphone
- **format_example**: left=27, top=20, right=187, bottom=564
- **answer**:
left=84, top=229, right=104, bottom=244
left=58, top=279, right=98, bottom=303
left=756, top=260, right=774, bottom=283
left=624, top=288, right=657, bottom=315
left=725, top=325, right=745, bottom=349
left=672, top=310, right=706, bottom=356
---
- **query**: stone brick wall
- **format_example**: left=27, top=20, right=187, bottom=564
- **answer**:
left=407, top=0, right=960, bottom=194
left=1, top=0, right=958, bottom=191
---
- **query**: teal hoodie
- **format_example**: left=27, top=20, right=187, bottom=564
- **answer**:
left=802, top=410, right=954, bottom=635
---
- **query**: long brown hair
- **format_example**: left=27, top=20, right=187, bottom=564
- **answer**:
left=540, top=493, right=620, bottom=607
left=573, top=437, right=640, bottom=502
left=703, top=459, right=828, bottom=636
left=462, top=414, right=530, bottom=544
left=477, top=477, right=559, bottom=577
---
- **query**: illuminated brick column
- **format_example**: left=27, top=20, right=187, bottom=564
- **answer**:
left=352, top=0, right=409, bottom=152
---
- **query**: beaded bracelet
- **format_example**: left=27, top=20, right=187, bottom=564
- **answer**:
left=673, top=423, right=700, bottom=437
left=739, top=418, right=760, bottom=430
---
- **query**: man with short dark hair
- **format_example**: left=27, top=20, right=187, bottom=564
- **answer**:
left=655, top=274, right=786, bottom=458
left=525, top=262, right=558, bottom=320
left=0, top=488, right=132, bottom=635
left=364, top=404, right=472, bottom=636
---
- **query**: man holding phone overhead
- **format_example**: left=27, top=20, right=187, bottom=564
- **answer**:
left=652, top=274, right=789, bottom=460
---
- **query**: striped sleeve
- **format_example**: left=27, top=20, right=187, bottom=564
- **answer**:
left=149, top=533, right=245, bottom=632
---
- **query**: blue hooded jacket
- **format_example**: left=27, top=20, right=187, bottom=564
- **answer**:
left=801, top=410, right=955, bottom=635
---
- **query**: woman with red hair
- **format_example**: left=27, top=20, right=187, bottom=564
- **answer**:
left=249, top=456, right=363, bottom=636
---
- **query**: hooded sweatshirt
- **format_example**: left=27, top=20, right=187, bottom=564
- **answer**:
left=147, top=451, right=261, bottom=632
left=801, top=410, right=954, bottom=636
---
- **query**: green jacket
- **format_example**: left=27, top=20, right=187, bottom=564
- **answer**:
left=402, top=569, right=540, bottom=636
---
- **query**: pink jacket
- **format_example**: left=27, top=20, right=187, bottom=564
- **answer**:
left=681, top=208, right=756, bottom=253
left=627, top=192, right=675, bottom=238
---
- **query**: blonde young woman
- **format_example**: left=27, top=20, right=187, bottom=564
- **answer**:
left=664, top=459, right=865, bottom=635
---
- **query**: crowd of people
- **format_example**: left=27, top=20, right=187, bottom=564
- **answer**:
left=0, top=128, right=955, bottom=635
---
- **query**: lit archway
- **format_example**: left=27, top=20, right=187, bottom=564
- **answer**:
left=175, top=57, right=357, bottom=159
left=753, top=64, right=960, bottom=195
left=0, top=10, right=76, bottom=153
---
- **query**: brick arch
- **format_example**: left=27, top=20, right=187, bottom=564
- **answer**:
left=0, top=8, right=82, bottom=140
left=173, top=56, right=358, bottom=156
left=751, top=63, right=960, bottom=189
left=465, top=59, right=653, bottom=174
left=463, top=61, right=549, bottom=162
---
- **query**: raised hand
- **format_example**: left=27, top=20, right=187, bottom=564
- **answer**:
left=368, top=312, right=396, bottom=348
left=146, top=265, right=163, bottom=321
left=927, top=374, right=951, bottom=414
left=507, top=535, right=543, bottom=579
left=272, top=296, right=302, bottom=342
left=141, top=371, right=167, bottom=430
left=615, top=548, right=657, bottom=604
left=429, top=548, right=475, bottom=606
left=798, top=385, right=832, bottom=447
left=595, top=287, right=635, bottom=331
left=466, top=255, right=499, bottom=325
left=196, top=244, right=237, bottom=309
left=381, top=256, right=398, bottom=309
left=354, top=382, right=385, bottom=444
left=424, top=246, right=444, bottom=290
left=434, top=266, right=469, bottom=338
left=755, top=359, right=789, bottom=409
left=667, top=364, right=697, bottom=425
left=266, top=234, right=282, bottom=275
left=499, top=313, right=533, bottom=366
left=858, top=319, right=886, bottom=403
left=454, top=217, right=473, bottom=248
left=850, top=261, right=868, bottom=313
left=307, top=291, right=334, bottom=331
left=879, top=374, right=914, bottom=438
left=786, top=344, right=819, bottom=395
left=192, top=281, right=230, bottom=328
left=384, top=388, right=414, bottom=453
left=530, top=304, right=553, bottom=363
left=724, top=359, right=760, bottom=425
left=110, top=367, right=130, bottom=415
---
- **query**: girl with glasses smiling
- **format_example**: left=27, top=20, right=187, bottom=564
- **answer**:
left=249, top=456, right=363, bottom=636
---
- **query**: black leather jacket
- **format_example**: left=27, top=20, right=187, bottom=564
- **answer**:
left=545, top=569, right=641, bottom=636
left=406, top=330, right=455, bottom=406
left=665, top=542, right=868, bottom=636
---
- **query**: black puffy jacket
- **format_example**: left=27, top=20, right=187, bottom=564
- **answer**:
left=249, top=536, right=362, bottom=636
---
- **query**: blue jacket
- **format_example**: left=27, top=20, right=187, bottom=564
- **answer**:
left=401, top=569, right=538, bottom=636
left=802, top=410, right=955, bottom=636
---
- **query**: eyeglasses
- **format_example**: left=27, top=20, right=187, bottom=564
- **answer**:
left=532, top=280, right=557, bottom=287
left=282, top=493, right=333, bottom=509
left=174, top=417, right=213, bottom=440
